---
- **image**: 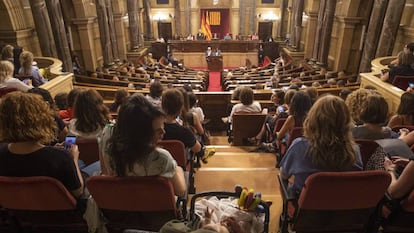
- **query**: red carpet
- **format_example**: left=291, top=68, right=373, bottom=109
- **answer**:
left=207, top=72, right=222, bottom=91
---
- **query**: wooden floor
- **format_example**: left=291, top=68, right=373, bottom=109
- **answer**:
left=193, top=133, right=282, bottom=233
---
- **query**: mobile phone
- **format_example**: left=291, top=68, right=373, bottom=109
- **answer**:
left=409, top=83, right=414, bottom=87
left=64, top=136, right=76, bottom=151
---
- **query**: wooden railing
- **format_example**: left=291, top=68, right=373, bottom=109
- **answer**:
left=360, top=56, right=404, bottom=115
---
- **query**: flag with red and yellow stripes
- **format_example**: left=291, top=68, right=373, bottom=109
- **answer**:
left=201, top=11, right=212, bottom=40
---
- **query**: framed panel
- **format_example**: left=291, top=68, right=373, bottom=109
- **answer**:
left=156, top=0, right=169, bottom=4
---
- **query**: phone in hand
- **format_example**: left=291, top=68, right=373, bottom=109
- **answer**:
left=64, top=136, right=76, bottom=151
left=409, top=83, right=414, bottom=88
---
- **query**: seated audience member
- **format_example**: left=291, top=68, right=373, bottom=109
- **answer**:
left=229, top=87, right=262, bottom=123
left=109, top=88, right=129, bottom=113
left=0, top=60, right=32, bottom=91
left=251, top=33, right=259, bottom=40
left=68, top=89, right=110, bottom=139
left=146, top=80, right=164, bottom=108
left=381, top=51, right=414, bottom=83
left=275, top=91, right=312, bottom=143
left=0, top=92, right=84, bottom=198
left=384, top=158, right=414, bottom=200
left=1, top=44, right=14, bottom=64
left=339, top=88, right=353, bottom=101
left=178, top=88, right=204, bottom=137
left=280, top=95, right=363, bottom=194
left=68, top=89, right=109, bottom=176
left=390, top=43, right=414, bottom=66
left=28, top=88, right=68, bottom=143
left=189, top=92, right=205, bottom=123
left=101, top=94, right=186, bottom=196
left=352, top=93, right=395, bottom=140
left=54, top=92, right=68, bottom=111
left=388, top=92, right=414, bottom=129
left=18, top=51, right=47, bottom=87
left=249, top=90, right=287, bottom=145
left=345, top=88, right=373, bottom=125
left=223, top=33, right=232, bottom=40
left=162, top=88, right=202, bottom=156
left=59, top=88, right=82, bottom=121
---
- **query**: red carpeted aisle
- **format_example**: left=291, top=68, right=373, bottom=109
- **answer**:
left=207, top=72, right=222, bottom=91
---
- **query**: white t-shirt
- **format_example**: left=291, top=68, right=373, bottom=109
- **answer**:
left=0, top=77, right=32, bottom=92
left=229, top=101, right=262, bottom=123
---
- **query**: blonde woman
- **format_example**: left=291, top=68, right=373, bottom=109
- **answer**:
left=280, top=95, right=363, bottom=194
left=0, top=60, right=32, bottom=91
left=18, top=51, right=46, bottom=87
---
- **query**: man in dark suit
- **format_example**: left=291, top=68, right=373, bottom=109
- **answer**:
left=196, top=29, right=205, bottom=40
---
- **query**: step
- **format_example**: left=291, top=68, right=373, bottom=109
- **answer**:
left=202, top=153, right=276, bottom=168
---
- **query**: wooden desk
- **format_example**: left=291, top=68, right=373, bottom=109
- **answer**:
left=168, top=40, right=261, bottom=52
left=207, top=56, right=223, bottom=71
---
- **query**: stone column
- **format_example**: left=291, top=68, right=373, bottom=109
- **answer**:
left=293, top=0, right=304, bottom=50
left=312, top=0, right=326, bottom=60
left=317, top=0, right=336, bottom=66
left=45, top=0, right=73, bottom=72
left=278, top=0, right=287, bottom=39
left=334, top=17, right=360, bottom=71
left=113, top=13, right=126, bottom=60
left=376, top=0, right=406, bottom=57
left=185, top=0, right=191, bottom=35
left=289, top=0, right=296, bottom=46
left=239, top=0, right=246, bottom=35
left=29, top=0, right=57, bottom=57
left=174, top=0, right=181, bottom=36
left=95, top=0, right=113, bottom=66
left=249, top=0, right=257, bottom=34
left=359, top=0, right=388, bottom=73
left=303, top=12, right=318, bottom=59
left=143, top=0, right=154, bottom=39
left=127, top=0, right=140, bottom=49
left=105, top=0, right=119, bottom=60
left=72, top=17, right=99, bottom=71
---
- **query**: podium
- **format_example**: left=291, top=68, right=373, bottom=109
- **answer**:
left=207, top=55, right=223, bottom=71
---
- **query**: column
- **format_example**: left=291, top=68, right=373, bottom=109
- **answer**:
left=312, top=0, right=326, bottom=60
left=288, top=0, right=296, bottom=46
left=29, top=0, right=57, bottom=57
left=293, top=0, right=304, bottom=50
left=143, top=0, right=154, bottom=39
left=95, top=0, right=113, bottom=66
left=334, top=17, right=360, bottom=71
left=359, top=0, right=388, bottom=73
left=317, top=0, right=336, bottom=66
left=185, top=0, right=191, bottom=35
left=113, top=13, right=126, bottom=60
left=239, top=0, right=246, bottom=34
left=127, top=0, right=140, bottom=49
left=72, top=18, right=99, bottom=70
left=375, top=0, right=406, bottom=57
left=45, top=0, right=73, bottom=72
left=278, top=0, right=287, bottom=39
left=105, top=0, right=119, bottom=60
left=174, top=0, right=181, bottom=36
left=303, top=12, right=318, bottom=59
left=249, top=0, right=256, bottom=34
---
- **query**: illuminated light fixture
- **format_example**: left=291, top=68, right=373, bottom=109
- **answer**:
left=213, top=0, right=219, bottom=5
left=262, top=12, right=279, bottom=21
left=153, top=12, right=168, bottom=21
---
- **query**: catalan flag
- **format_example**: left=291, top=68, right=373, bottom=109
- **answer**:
left=201, top=11, right=212, bottom=40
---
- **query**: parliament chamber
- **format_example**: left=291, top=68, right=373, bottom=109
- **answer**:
left=1, top=0, right=414, bottom=232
